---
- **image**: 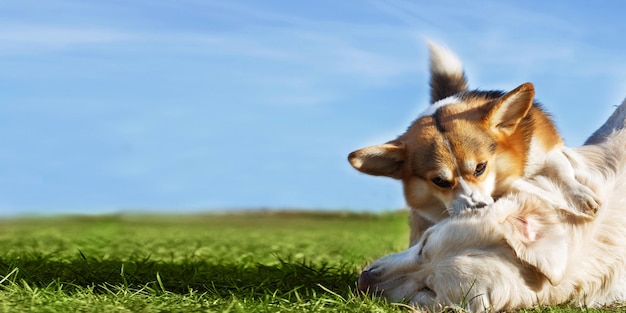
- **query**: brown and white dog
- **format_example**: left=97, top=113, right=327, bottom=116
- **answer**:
left=348, top=43, right=600, bottom=245
left=356, top=98, right=626, bottom=312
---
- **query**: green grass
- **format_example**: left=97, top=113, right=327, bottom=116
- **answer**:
left=0, top=211, right=622, bottom=312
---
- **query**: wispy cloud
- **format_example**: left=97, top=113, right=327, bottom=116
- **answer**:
left=0, top=24, right=137, bottom=54
left=366, top=0, right=585, bottom=67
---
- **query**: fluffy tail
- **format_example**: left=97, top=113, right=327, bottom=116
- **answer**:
left=427, top=41, right=468, bottom=104
left=584, top=98, right=626, bottom=145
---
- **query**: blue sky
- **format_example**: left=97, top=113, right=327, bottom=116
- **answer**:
left=1, top=0, right=625, bottom=216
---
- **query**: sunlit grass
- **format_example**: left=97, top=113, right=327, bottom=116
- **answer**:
left=0, top=211, right=410, bottom=312
left=0, top=211, right=623, bottom=312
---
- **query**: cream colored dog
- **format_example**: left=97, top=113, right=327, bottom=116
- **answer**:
left=357, top=99, right=626, bottom=312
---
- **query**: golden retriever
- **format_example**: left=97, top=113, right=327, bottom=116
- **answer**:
left=358, top=99, right=626, bottom=312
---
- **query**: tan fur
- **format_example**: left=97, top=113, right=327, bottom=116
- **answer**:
left=357, top=100, right=626, bottom=312
left=348, top=43, right=599, bottom=246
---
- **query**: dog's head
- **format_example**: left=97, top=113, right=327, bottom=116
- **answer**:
left=357, top=192, right=570, bottom=312
left=348, top=43, right=536, bottom=217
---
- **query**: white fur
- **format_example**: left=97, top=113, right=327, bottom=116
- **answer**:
left=359, top=100, right=626, bottom=312
left=450, top=172, right=496, bottom=216
left=428, top=41, right=464, bottom=76
left=513, top=143, right=601, bottom=217
left=419, top=95, right=460, bottom=117
left=523, top=137, right=548, bottom=177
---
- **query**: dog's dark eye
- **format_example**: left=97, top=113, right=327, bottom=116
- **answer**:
left=431, top=177, right=452, bottom=188
left=474, top=162, right=487, bottom=177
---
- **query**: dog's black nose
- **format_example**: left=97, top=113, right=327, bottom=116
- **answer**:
left=357, top=270, right=373, bottom=292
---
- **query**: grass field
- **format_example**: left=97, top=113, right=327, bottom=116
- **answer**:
left=0, top=211, right=622, bottom=312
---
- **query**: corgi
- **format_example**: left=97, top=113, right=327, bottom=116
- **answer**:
left=348, top=42, right=600, bottom=246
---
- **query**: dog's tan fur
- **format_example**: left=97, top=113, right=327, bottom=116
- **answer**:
left=348, top=43, right=599, bottom=245
left=357, top=99, right=626, bottom=312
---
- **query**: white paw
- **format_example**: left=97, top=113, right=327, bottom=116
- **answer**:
left=567, top=184, right=601, bottom=216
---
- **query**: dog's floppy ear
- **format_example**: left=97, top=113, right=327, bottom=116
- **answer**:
left=428, top=41, right=468, bottom=104
left=500, top=196, right=568, bottom=286
left=348, top=141, right=406, bottom=179
left=485, top=82, right=535, bottom=137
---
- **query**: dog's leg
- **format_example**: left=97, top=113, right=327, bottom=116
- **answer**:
left=510, top=178, right=594, bottom=220
left=544, top=149, right=601, bottom=216
left=409, top=210, right=434, bottom=247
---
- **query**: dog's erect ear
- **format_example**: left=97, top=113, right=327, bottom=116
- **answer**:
left=428, top=41, right=468, bottom=104
left=501, top=196, right=568, bottom=286
left=348, top=142, right=406, bottom=179
left=486, top=82, right=535, bottom=137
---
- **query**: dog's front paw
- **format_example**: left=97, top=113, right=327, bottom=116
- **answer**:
left=566, top=183, right=601, bottom=216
